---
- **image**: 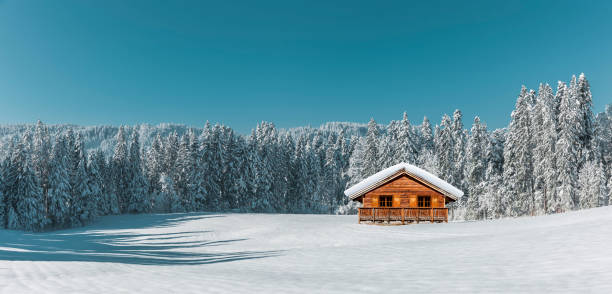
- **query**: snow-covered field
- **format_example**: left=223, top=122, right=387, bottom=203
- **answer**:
left=1, top=207, right=612, bottom=293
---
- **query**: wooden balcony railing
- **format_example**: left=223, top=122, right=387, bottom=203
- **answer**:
left=358, top=207, right=448, bottom=224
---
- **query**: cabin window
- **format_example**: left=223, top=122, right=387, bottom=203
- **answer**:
left=418, top=196, right=431, bottom=208
left=379, top=196, right=393, bottom=207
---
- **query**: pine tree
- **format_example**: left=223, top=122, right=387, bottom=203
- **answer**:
left=112, top=126, right=129, bottom=213
left=127, top=132, right=150, bottom=213
left=48, top=135, right=72, bottom=228
left=484, top=129, right=505, bottom=218
left=578, top=161, right=606, bottom=209
left=32, top=120, right=51, bottom=218
left=12, top=132, right=45, bottom=231
left=159, top=173, right=181, bottom=212
left=451, top=110, right=467, bottom=192
left=397, top=112, right=417, bottom=163
left=503, top=86, right=534, bottom=217
left=575, top=74, right=594, bottom=162
left=189, top=129, right=206, bottom=210
left=146, top=134, right=164, bottom=195
left=70, top=151, right=93, bottom=226
left=87, top=151, right=104, bottom=217
left=435, top=115, right=454, bottom=184
left=555, top=81, right=580, bottom=212
left=532, top=83, right=557, bottom=214
left=199, top=123, right=220, bottom=210
left=465, top=117, right=488, bottom=220
left=363, top=118, right=380, bottom=176
left=420, top=117, right=434, bottom=153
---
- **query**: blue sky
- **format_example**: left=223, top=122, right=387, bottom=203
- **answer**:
left=0, top=0, right=610, bottom=133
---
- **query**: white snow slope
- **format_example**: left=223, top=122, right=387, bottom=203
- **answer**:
left=1, top=206, right=612, bottom=293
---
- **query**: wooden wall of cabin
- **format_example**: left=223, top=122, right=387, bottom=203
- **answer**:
left=362, top=174, right=446, bottom=208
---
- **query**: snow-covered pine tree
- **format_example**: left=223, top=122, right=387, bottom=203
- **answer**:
left=363, top=118, right=380, bottom=177
left=290, top=134, right=310, bottom=212
left=164, top=131, right=179, bottom=184
left=248, top=123, right=275, bottom=212
left=70, top=149, right=93, bottom=227
left=435, top=115, right=454, bottom=184
left=451, top=110, right=467, bottom=193
left=465, top=117, right=488, bottom=220
left=32, top=120, right=51, bottom=218
left=578, top=161, right=607, bottom=209
left=209, top=125, right=228, bottom=210
left=199, top=123, right=220, bottom=210
left=8, top=132, right=45, bottom=230
left=484, top=129, right=505, bottom=218
left=47, top=135, right=72, bottom=228
left=397, top=112, right=417, bottom=164
left=594, top=105, right=611, bottom=174
left=112, top=126, right=129, bottom=213
left=87, top=151, right=104, bottom=217
left=531, top=83, right=558, bottom=214
left=127, top=132, right=150, bottom=213
left=146, top=133, right=164, bottom=195
left=378, top=132, right=395, bottom=168
left=420, top=117, right=434, bottom=153
left=322, top=133, right=341, bottom=213
left=16, top=163, right=45, bottom=231
left=0, top=158, right=5, bottom=228
left=159, top=173, right=181, bottom=212
left=503, top=86, right=534, bottom=217
left=555, top=81, right=580, bottom=212
left=576, top=74, right=594, bottom=162
left=276, top=133, right=294, bottom=211
left=188, top=129, right=206, bottom=210
left=608, top=175, right=612, bottom=207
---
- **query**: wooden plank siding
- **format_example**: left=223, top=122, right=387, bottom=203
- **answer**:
left=361, top=174, right=446, bottom=208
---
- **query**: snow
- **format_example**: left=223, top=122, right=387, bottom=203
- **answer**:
left=344, top=162, right=464, bottom=200
left=2, top=207, right=612, bottom=293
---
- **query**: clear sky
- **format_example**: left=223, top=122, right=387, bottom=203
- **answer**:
left=0, top=0, right=610, bottom=133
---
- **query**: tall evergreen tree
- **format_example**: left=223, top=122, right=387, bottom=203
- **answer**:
left=555, top=81, right=580, bottom=211
left=363, top=118, right=380, bottom=177
left=451, top=110, right=467, bottom=193
left=503, top=86, right=534, bottom=216
left=578, top=161, right=607, bottom=209
left=532, top=83, right=558, bottom=214
left=434, top=115, right=454, bottom=184
left=47, top=135, right=72, bottom=228
left=465, top=117, right=488, bottom=220
left=32, top=120, right=51, bottom=217
left=397, top=112, right=417, bottom=163
left=112, top=126, right=129, bottom=213
left=127, top=132, right=149, bottom=213
left=146, top=134, right=164, bottom=195
left=87, top=151, right=105, bottom=217
left=576, top=73, right=594, bottom=162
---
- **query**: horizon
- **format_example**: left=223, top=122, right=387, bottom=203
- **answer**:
left=1, top=1, right=611, bottom=133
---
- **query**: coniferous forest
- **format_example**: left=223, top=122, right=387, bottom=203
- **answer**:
left=1, top=74, right=611, bottom=231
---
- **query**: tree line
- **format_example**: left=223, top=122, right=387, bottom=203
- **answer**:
left=0, top=73, right=610, bottom=230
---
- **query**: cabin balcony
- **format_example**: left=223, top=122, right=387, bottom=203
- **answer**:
left=358, top=207, right=449, bottom=224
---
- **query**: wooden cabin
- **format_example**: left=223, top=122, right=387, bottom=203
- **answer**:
left=344, top=163, right=463, bottom=224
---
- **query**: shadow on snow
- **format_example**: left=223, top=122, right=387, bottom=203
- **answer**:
left=0, top=213, right=282, bottom=265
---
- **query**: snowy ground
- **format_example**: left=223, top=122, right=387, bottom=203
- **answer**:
left=1, top=207, right=612, bottom=293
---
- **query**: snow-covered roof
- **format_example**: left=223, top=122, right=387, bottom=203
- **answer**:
left=344, top=163, right=464, bottom=201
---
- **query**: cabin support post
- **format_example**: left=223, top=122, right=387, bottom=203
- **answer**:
left=401, top=208, right=405, bottom=225
left=416, top=209, right=419, bottom=224
left=358, top=208, right=361, bottom=224
left=431, top=208, right=434, bottom=223
left=372, top=208, right=375, bottom=224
